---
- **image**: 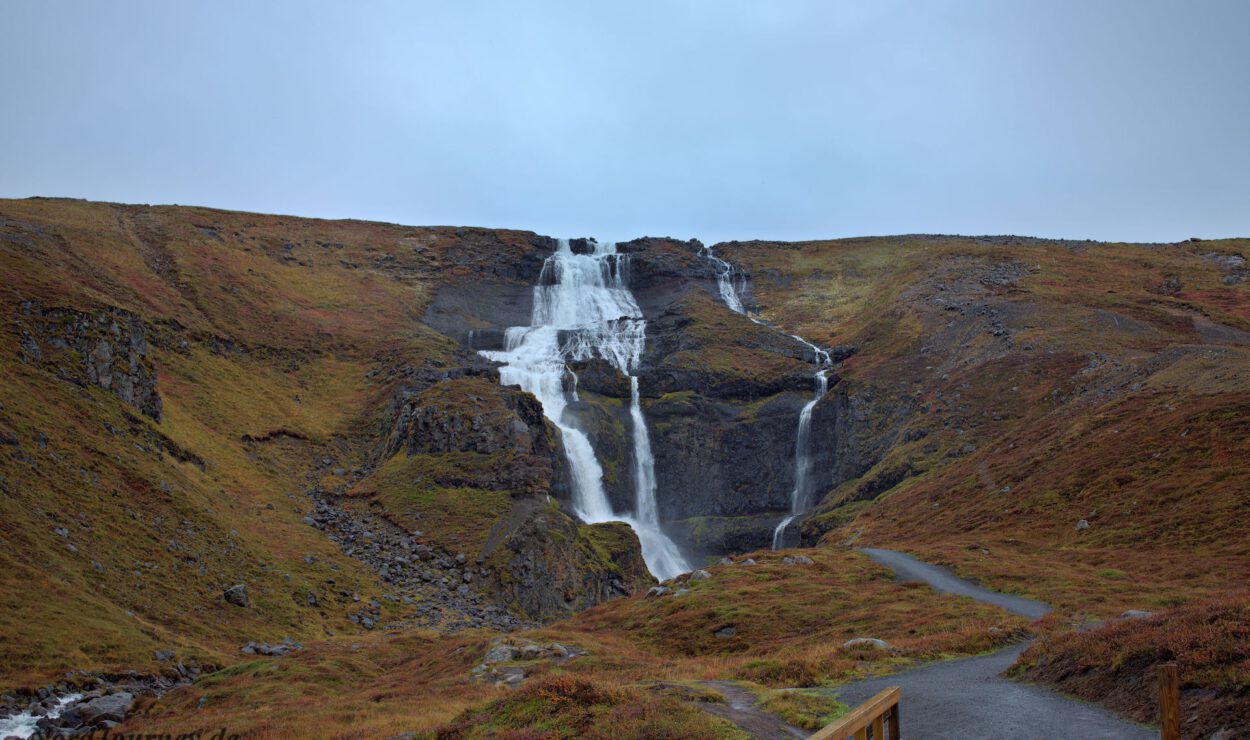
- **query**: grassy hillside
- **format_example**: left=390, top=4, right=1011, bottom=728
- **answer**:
left=4, top=199, right=1247, bottom=736
left=721, top=235, right=1250, bottom=616
left=0, top=197, right=595, bottom=689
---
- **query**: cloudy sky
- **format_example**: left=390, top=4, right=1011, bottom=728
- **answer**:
left=2, top=1, right=1247, bottom=243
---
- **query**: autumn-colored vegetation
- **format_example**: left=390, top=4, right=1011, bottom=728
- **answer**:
left=4, top=198, right=1248, bottom=736
left=1012, top=593, right=1250, bottom=739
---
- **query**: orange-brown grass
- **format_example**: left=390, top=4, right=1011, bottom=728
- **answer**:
left=1011, top=592, right=1250, bottom=739
left=122, top=630, right=501, bottom=739
left=548, top=548, right=1027, bottom=687
left=0, top=198, right=549, bottom=690
left=711, top=234, right=1250, bottom=620
left=119, top=547, right=1027, bottom=737
left=842, top=387, right=1250, bottom=617
left=434, top=674, right=748, bottom=739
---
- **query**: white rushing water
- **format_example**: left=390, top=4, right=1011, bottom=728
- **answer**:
left=772, top=369, right=830, bottom=549
left=702, top=245, right=746, bottom=314
left=481, top=239, right=691, bottom=581
left=698, top=246, right=833, bottom=549
left=0, top=694, right=83, bottom=739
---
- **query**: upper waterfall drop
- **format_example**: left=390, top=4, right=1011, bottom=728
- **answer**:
left=480, top=238, right=692, bottom=581
left=703, top=245, right=746, bottom=314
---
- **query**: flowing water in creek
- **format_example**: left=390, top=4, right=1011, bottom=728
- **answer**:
left=481, top=239, right=691, bottom=580
left=701, top=247, right=832, bottom=549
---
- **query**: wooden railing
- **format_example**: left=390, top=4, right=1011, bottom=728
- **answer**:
left=810, top=686, right=901, bottom=740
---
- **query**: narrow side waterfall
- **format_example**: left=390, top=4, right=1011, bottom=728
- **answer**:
left=772, top=369, right=830, bottom=549
left=481, top=239, right=691, bottom=581
left=703, top=245, right=746, bottom=314
left=698, top=246, right=834, bottom=549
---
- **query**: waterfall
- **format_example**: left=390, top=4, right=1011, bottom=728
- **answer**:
left=699, top=245, right=834, bottom=549
left=772, top=369, right=830, bottom=549
left=703, top=245, right=746, bottom=314
left=481, top=239, right=691, bottom=581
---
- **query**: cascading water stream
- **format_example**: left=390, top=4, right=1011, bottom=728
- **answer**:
left=481, top=239, right=691, bottom=581
left=700, top=246, right=833, bottom=549
left=771, top=369, right=829, bottom=549
left=702, top=245, right=746, bottom=314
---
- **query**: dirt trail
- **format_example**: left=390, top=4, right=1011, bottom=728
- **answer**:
left=697, top=681, right=807, bottom=740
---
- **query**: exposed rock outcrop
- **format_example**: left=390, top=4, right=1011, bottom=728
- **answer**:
left=16, top=301, right=163, bottom=420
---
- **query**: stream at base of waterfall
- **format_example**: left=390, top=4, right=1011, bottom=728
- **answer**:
left=481, top=239, right=691, bottom=581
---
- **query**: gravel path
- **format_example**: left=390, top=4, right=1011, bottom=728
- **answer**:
left=832, top=548, right=1155, bottom=739
left=858, top=547, right=1051, bottom=620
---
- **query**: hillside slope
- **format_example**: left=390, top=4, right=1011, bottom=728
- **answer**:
left=2, top=199, right=1247, bottom=737
left=720, top=235, right=1250, bottom=616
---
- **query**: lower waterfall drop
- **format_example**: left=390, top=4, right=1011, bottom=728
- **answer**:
left=772, top=368, right=830, bottom=549
left=481, top=239, right=692, bottom=581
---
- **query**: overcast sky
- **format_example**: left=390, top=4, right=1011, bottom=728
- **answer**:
left=2, top=1, right=1247, bottom=244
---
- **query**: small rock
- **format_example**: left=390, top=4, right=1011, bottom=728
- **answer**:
left=713, top=626, right=737, bottom=638
left=739, top=558, right=756, bottom=566
left=154, top=649, right=174, bottom=661
left=718, top=557, right=733, bottom=566
left=646, top=586, right=670, bottom=597
left=689, top=569, right=711, bottom=581
left=1120, top=609, right=1153, bottom=619
left=306, top=592, right=319, bottom=607
left=1076, top=519, right=1090, bottom=532
left=483, top=645, right=517, bottom=664
left=843, top=637, right=891, bottom=650
left=223, top=584, right=249, bottom=607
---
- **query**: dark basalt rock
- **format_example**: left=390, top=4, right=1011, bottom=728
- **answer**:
left=483, top=501, right=653, bottom=621
left=16, top=301, right=163, bottom=420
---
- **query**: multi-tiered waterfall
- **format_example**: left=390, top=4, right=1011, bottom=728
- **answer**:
left=481, top=239, right=691, bottom=581
left=701, top=246, right=832, bottom=549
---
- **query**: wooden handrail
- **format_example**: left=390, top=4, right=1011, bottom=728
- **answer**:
left=810, top=686, right=901, bottom=740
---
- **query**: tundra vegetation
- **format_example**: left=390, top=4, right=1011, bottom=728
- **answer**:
left=1, top=198, right=1246, bottom=736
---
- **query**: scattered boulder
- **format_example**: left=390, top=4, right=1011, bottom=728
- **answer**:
left=689, top=569, right=711, bottom=581
left=223, top=584, right=249, bottom=607
left=843, top=637, right=891, bottom=650
left=240, top=637, right=302, bottom=656
left=714, top=625, right=737, bottom=638
left=483, top=644, right=518, bottom=664
left=1075, top=519, right=1090, bottom=532
left=782, top=555, right=814, bottom=566
left=75, top=691, right=134, bottom=725
left=1120, top=609, right=1153, bottom=620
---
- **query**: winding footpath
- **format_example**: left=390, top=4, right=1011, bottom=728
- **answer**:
left=831, top=548, right=1155, bottom=739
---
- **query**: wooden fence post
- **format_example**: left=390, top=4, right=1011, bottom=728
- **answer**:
left=1159, top=662, right=1180, bottom=740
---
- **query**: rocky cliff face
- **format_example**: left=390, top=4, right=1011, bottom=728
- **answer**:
left=421, top=234, right=901, bottom=557
left=16, top=301, right=163, bottom=420
left=370, top=364, right=652, bottom=620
